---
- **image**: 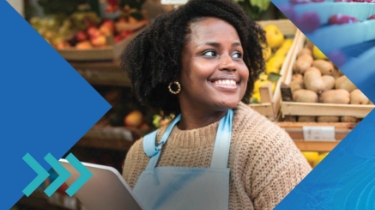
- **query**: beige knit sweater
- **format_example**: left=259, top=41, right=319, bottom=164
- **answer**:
left=122, top=102, right=312, bottom=210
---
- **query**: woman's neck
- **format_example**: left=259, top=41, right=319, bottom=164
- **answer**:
left=177, top=106, right=227, bottom=130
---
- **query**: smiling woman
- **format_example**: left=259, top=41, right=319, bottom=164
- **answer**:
left=120, top=0, right=312, bottom=210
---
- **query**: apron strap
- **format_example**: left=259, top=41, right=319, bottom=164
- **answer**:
left=210, top=109, right=233, bottom=169
left=143, top=114, right=181, bottom=169
left=143, top=130, right=159, bottom=157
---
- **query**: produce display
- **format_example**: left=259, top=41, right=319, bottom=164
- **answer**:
left=29, top=12, right=147, bottom=50
left=287, top=40, right=372, bottom=123
left=93, top=86, right=173, bottom=136
left=279, top=1, right=375, bottom=80
left=251, top=24, right=294, bottom=103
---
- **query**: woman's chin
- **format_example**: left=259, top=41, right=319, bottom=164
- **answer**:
left=214, top=100, right=240, bottom=110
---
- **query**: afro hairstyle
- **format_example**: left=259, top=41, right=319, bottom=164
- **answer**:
left=121, top=0, right=266, bottom=116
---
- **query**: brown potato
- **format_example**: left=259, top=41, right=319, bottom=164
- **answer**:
left=317, top=116, right=340, bottom=122
left=335, top=75, right=357, bottom=92
left=322, top=75, right=335, bottom=91
left=350, top=89, right=369, bottom=105
left=292, top=74, right=304, bottom=86
left=289, top=81, right=303, bottom=93
left=312, top=60, right=335, bottom=75
left=294, top=54, right=314, bottom=74
left=293, top=89, right=318, bottom=102
left=332, top=67, right=344, bottom=79
left=304, top=67, right=324, bottom=94
left=340, top=116, right=358, bottom=123
left=320, top=89, right=350, bottom=104
left=298, top=116, right=316, bottom=122
left=297, top=48, right=313, bottom=58
left=284, top=116, right=297, bottom=122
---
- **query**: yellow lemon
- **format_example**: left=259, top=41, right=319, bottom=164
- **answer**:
left=302, top=151, right=320, bottom=167
left=313, top=152, right=329, bottom=168
left=280, top=39, right=294, bottom=49
left=264, top=25, right=285, bottom=49
left=266, top=64, right=280, bottom=75
left=259, top=72, right=268, bottom=81
left=251, top=92, right=261, bottom=103
left=274, top=49, right=287, bottom=57
left=313, top=45, right=327, bottom=60
left=267, top=56, right=284, bottom=69
left=254, top=79, right=270, bottom=93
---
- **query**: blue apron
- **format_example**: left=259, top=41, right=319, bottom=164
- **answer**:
left=133, top=109, right=233, bottom=210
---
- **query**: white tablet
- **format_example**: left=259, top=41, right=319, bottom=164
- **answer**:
left=59, top=159, right=144, bottom=210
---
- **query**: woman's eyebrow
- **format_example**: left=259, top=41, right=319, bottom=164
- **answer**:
left=197, top=42, right=221, bottom=48
left=197, top=42, right=242, bottom=48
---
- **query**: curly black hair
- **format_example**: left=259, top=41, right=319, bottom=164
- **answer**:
left=121, top=0, right=266, bottom=116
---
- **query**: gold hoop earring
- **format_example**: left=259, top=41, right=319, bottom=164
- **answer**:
left=168, top=81, right=181, bottom=94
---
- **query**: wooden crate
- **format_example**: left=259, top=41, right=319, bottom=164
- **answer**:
left=278, top=122, right=356, bottom=152
left=57, top=28, right=145, bottom=61
left=280, top=31, right=375, bottom=119
left=249, top=19, right=300, bottom=121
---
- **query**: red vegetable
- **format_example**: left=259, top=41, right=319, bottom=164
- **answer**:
left=328, top=14, right=359, bottom=25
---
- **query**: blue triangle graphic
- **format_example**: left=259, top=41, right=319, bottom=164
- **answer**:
left=271, top=1, right=375, bottom=209
left=0, top=1, right=111, bottom=209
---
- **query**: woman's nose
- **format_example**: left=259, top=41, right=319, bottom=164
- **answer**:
left=219, top=56, right=236, bottom=71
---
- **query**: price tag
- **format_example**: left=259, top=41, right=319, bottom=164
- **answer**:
left=302, top=126, right=335, bottom=141
left=161, top=0, right=188, bottom=5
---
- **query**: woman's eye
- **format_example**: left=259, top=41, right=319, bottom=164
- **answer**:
left=203, top=50, right=217, bottom=57
left=232, top=52, right=242, bottom=58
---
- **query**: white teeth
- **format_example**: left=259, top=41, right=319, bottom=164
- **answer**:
left=213, top=80, right=236, bottom=86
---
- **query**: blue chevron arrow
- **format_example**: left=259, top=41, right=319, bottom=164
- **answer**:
left=22, top=153, right=49, bottom=197
left=44, top=153, right=71, bottom=197
left=65, top=153, right=92, bottom=197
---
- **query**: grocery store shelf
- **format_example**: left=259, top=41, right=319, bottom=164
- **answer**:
left=76, top=126, right=142, bottom=151
left=278, top=122, right=356, bottom=152
left=77, top=135, right=135, bottom=151
left=294, top=140, right=340, bottom=152
left=69, top=60, right=131, bottom=87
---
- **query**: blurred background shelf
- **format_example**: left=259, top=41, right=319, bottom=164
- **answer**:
left=69, top=60, right=131, bottom=87
left=17, top=191, right=75, bottom=210
left=277, top=122, right=356, bottom=152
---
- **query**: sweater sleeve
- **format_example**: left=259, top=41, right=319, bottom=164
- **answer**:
left=247, top=127, right=312, bottom=210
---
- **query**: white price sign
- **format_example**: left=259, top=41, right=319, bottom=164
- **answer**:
left=161, top=0, right=188, bottom=5
left=302, top=126, right=336, bottom=141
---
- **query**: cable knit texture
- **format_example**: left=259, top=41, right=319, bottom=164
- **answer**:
left=122, top=102, right=312, bottom=210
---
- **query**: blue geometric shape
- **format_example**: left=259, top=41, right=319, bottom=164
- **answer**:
left=275, top=110, right=375, bottom=209
left=44, top=153, right=71, bottom=197
left=271, top=1, right=375, bottom=209
left=0, top=1, right=111, bottom=209
left=22, top=153, right=49, bottom=197
left=65, top=153, right=93, bottom=197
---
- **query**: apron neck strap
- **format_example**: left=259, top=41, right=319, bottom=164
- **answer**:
left=143, top=109, right=233, bottom=170
left=143, top=114, right=181, bottom=158
left=210, top=109, right=233, bottom=169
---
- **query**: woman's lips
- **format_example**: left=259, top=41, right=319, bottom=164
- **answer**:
left=209, top=79, right=238, bottom=90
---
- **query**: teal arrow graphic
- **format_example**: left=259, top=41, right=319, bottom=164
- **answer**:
left=22, top=153, right=49, bottom=197
left=44, top=153, right=71, bottom=197
left=65, top=153, right=92, bottom=197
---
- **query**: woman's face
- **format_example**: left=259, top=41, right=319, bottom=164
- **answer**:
left=179, top=17, right=249, bottom=112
